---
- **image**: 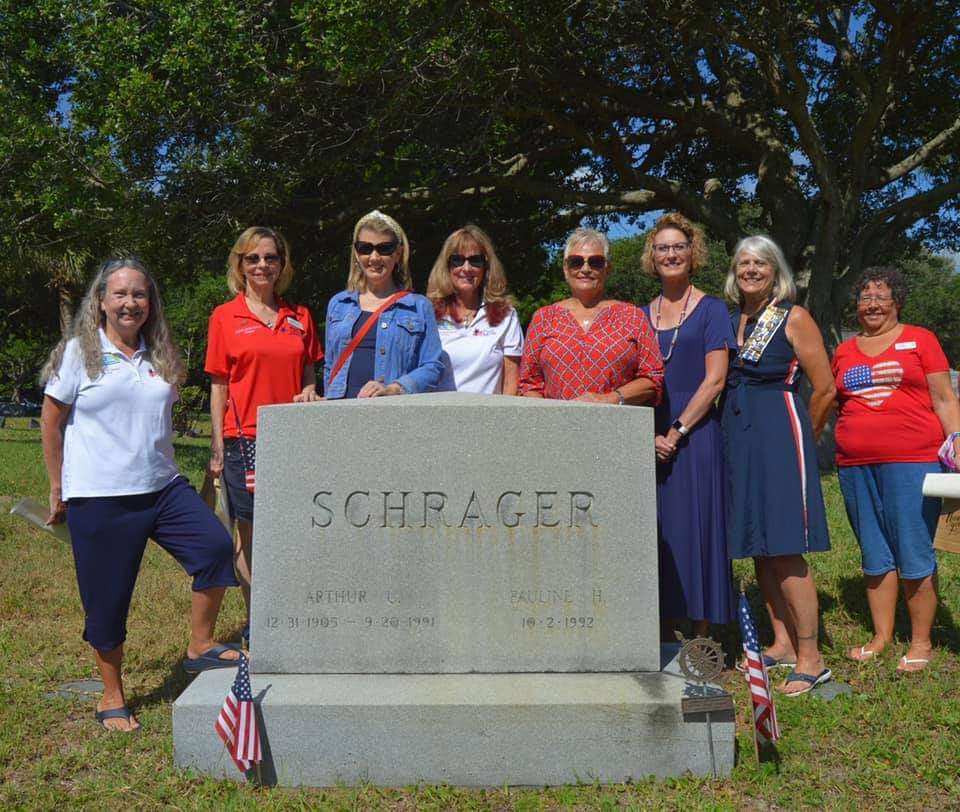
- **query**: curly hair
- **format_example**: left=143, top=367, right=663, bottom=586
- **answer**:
left=226, top=227, right=294, bottom=296
left=40, top=256, right=185, bottom=386
left=426, top=225, right=514, bottom=326
left=641, top=213, right=709, bottom=277
left=723, top=235, right=797, bottom=306
left=853, top=266, right=907, bottom=310
left=347, top=210, right=412, bottom=292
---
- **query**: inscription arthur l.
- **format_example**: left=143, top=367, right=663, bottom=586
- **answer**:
left=310, top=489, right=599, bottom=530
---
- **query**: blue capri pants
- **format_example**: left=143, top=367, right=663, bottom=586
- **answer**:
left=838, top=462, right=941, bottom=580
left=66, top=476, right=238, bottom=652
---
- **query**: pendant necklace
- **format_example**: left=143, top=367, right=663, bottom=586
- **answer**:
left=655, top=286, right=694, bottom=363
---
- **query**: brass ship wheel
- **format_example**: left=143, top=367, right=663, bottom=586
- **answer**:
left=675, top=633, right=725, bottom=684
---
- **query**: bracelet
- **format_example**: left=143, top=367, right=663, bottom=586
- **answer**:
left=614, top=388, right=625, bottom=406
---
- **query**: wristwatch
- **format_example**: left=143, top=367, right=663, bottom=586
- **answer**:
left=671, top=419, right=689, bottom=437
left=614, top=388, right=625, bottom=405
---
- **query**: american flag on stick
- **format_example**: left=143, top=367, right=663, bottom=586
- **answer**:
left=738, top=592, right=780, bottom=753
left=215, top=654, right=261, bottom=773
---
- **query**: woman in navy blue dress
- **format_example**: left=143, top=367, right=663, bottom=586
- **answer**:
left=722, top=235, right=835, bottom=696
left=641, top=213, right=735, bottom=638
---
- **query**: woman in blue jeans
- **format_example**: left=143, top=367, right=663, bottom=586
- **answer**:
left=324, top=210, right=443, bottom=398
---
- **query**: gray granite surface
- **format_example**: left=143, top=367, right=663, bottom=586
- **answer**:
left=173, top=649, right=735, bottom=786
left=249, top=394, right=659, bottom=673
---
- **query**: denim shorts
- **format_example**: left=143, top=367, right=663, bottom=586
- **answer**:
left=223, top=437, right=255, bottom=523
left=838, top=462, right=941, bottom=579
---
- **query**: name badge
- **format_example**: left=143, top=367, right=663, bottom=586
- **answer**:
left=286, top=317, right=304, bottom=331
left=894, top=341, right=916, bottom=350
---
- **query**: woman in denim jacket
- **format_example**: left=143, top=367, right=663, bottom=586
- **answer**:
left=324, top=210, right=443, bottom=398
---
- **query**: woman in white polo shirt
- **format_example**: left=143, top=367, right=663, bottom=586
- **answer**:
left=40, top=257, right=239, bottom=733
left=426, top=225, right=524, bottom=394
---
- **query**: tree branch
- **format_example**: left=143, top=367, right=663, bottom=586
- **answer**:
left=870, top=113, right=960, bottom=187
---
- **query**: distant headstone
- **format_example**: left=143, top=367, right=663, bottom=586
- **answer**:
left=174, top=395, right=734, bottom=785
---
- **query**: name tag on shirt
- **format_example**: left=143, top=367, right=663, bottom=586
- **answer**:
left=287, top=317, right=304, bottom=331
left=895, top=341, right=917, bottom=350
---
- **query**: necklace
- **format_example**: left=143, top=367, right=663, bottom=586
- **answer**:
left=654, top=286, right=694, bottom=363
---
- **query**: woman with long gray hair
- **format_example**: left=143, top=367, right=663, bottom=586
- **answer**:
left=721, top=235, right=834, bottom=695
left=40, top=257, right=240, bottom=732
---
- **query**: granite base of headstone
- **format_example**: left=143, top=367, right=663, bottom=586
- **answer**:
left=173, top=395, right=734, bottom=785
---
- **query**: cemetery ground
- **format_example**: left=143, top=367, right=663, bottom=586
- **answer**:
left=0, top=416, right=958, bottom=810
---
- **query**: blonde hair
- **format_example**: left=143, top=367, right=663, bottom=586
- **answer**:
left=641, top=212, right=709, bottom=277
left=348, top=210, right=412, bottom=292
left=426, top=225, right=514, bottom=324
left=41, top=256, right=185, bottom=386
left=723, top=235, right=797, bottom=305
left=226, top=227, right=294, bottom=295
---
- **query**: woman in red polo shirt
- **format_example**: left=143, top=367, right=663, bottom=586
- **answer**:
left=205, top=227, right=323, bottom=639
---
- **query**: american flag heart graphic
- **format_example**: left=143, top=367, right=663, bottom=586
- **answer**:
left=843, top=360, right=904, bottom=407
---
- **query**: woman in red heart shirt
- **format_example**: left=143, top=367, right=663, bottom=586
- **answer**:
left=832, top=266, right=960, bottom=673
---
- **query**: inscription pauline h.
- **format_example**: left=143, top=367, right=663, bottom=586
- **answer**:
left=310, top=489, right=599, bottom=530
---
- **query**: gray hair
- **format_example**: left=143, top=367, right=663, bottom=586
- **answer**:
left=563, top=227, right=610, bottom=259
left=41, top=256, right=185, bottom=386
left=723, top=235, right=797, bottom=306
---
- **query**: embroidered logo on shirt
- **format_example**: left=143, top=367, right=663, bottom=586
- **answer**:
left=101, top=354, right=122, bottom=372
left=843, top=361, right=904, bottom=408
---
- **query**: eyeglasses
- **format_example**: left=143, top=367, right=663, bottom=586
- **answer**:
left=355, top=240, right=398, bottom=256
left=564, top=255, right=607, bottom=271
left=242, top=253, right=282, bottom=266
left=857, top=294, right=894, bottom=304
left=448, top=254, right=486, bottom=269
left=653, top=242, right=691, bottom=255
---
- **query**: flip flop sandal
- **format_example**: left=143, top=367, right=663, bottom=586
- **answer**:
left=95, top=706, right=139, bottom=732
left=183, top=643, right=242, bottom=674
left=780, top=668, right=832, bottom=697
left=848, top=645, right=879, bottom=662
left=896, top=656, right=930, bottom=673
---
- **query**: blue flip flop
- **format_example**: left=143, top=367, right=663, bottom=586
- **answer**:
left=183, top=643, right=241, bottom=674
left=95, top=706, right=139, bottom=731
left=781, top=668, right=832, bottom=696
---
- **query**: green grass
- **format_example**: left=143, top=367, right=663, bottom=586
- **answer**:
left=2, top=416, right=959, bottom=809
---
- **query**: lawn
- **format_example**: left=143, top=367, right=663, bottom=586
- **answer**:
left=1, top=416, right=958, bottom=809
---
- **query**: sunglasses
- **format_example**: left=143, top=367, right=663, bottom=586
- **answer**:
left=242, top=253, right=282, bottom=266
left=355, top=240, right=398, bottom=256
left=448, top=254, right=486, bottom=269
left=564, top=254, right=607, bottom=271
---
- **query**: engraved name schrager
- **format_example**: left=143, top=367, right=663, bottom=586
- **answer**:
left=309, top=489, right=600, bottom=530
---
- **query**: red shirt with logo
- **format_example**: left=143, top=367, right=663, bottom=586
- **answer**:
left=205, top=294, right=323, bottom=438
left=832, top=325, right=949, bottom=466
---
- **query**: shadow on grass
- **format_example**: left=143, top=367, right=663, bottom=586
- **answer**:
left=837, top=575, right=960, bottom=653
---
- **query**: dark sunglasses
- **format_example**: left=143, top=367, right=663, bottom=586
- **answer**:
left=564, top=254, right=607, bottom=271
left=448, top=254, right=486, bottom=269
left=355, top=240, right=398, bottom=256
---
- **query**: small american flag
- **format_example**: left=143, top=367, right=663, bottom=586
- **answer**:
left=842, top=360, right=903, bottom=408
left=739, top=593, right=780, bottom=748
left=215, top=654, right=261, bottom=773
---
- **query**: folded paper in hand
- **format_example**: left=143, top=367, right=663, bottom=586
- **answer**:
left=10, top=498, right=71, bottom=543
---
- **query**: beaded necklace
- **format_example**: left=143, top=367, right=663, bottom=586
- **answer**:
left=654, top=285, right=694, bottom=363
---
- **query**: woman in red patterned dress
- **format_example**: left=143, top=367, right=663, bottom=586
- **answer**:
left=519, top=228, right=664, bottom=405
